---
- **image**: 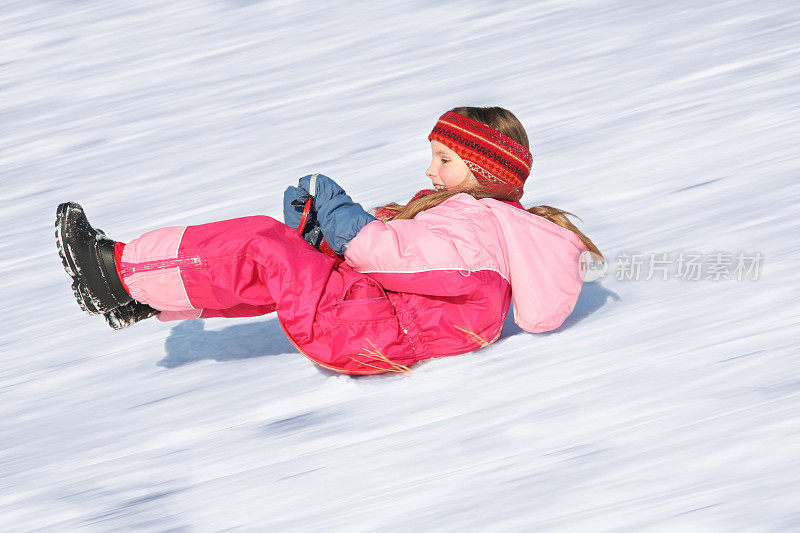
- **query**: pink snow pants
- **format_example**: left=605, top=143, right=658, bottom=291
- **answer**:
left=119, top=216, right=417, bottom=374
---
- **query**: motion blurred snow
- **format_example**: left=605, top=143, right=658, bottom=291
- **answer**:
left=1, top=1, right=799, bottom=530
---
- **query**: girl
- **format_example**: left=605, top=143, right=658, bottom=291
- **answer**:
left=55, top=107, right=603, bottom=375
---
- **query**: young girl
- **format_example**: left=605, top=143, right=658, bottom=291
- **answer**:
left=55, top=106, right=603, bottom=375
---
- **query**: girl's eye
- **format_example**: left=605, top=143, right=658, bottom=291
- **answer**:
left=440, top=159, right=450, bottom=164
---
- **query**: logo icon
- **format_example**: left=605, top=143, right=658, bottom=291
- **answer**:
left=579, top=251, right=607, bottom=282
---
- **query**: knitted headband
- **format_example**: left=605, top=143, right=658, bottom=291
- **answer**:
left=428, top=110, right=533, bottom=201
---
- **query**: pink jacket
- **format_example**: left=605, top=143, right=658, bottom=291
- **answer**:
left=345, top=193, right=587, bottom=333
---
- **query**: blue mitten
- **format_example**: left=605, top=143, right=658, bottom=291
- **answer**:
left=283, top=184, right=323, bottom=248
left=295, top=173, right=377, bottom=255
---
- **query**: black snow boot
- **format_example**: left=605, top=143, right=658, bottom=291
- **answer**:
left=55, top=202, right=133, bottom=314
left=104, top=300, right=160, bottom=330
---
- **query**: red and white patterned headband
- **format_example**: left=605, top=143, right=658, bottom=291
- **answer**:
left=428, top=110, right=533, bottom=201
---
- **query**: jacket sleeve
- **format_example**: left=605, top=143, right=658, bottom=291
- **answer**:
left=344, top=217, right=491, bottom=297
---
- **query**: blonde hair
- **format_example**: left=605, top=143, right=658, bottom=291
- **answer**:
left=383, top=106, right=604, bottom=260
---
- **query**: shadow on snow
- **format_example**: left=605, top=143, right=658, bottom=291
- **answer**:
left=500, top=281, right=620, bottom=339
left=161, top=282, right=619, bottom=368
left=160, top=318, right=294, bottom=368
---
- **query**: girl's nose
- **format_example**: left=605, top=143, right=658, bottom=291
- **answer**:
left=425, top=163, right=436, bottom=179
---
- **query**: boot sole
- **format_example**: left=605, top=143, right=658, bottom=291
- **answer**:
left=103, top=300, right=159, bottom=330
left=55, top=203, right=78, bottom=277
left=55, top=203, right=103, bottom=315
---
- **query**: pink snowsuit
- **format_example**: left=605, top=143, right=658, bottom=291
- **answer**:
left=119, top=193, right=587, bottom=374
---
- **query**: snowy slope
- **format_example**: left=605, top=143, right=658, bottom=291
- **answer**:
left=2, top=0, right=799, bottom=530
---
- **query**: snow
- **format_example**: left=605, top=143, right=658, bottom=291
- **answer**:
left=2, top=0, right=799, bottom=530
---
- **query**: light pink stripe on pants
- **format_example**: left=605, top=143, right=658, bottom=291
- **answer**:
left=120, top=226, right=200, bottom=321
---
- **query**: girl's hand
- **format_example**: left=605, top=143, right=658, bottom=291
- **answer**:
left=283, top=182, right=323, bottom=248
left=291, top=174, right=377, bottom=255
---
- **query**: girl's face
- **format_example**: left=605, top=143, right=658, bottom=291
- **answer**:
left=426, top=140, right=479, bottom=191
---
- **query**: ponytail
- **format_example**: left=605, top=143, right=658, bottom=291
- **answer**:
left=527, top=205, right=604, bottom=261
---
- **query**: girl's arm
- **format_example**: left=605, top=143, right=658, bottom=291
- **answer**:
left=343, top=215, right=489, bottom=297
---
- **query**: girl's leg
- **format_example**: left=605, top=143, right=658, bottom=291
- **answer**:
left=55, top=204, right=413, bottom=372
left=121, top=215, right=415, bottom=373
left=122, top=216, right=335, bottom=342
left=156, top=304, right=278, bottom=322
